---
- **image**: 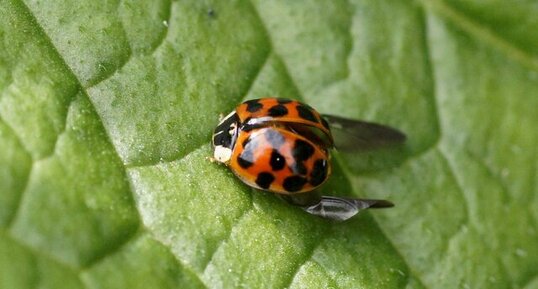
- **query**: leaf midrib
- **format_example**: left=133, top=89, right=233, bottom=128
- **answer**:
left=421, top=0, right=538, bottom=71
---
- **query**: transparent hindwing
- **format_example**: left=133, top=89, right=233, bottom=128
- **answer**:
left=322, top=114, right=406, bottom=151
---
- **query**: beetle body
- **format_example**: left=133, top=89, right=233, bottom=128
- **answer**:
left=213, top=98, right=332, bottom=194
left=212, top=98, right=405, bottom=220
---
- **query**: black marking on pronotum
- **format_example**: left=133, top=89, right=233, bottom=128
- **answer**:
left=245, top=99, right=263, bottom=113
left=283, top=175, right=308, bottom=192
left=212, top=112, right=239, bottom=149
left=255, top=172, right=275, bottom=189
left=268, top=104, right=288, bottom=117
left=264, top=129, right=286, bottom=149
left=292, top=139, right=315, bottom=161
left=296, top=105, right=318, bottom=123
left=310, top=159, right=328, bottom=186
left=270, top=149, right=286, bottom=171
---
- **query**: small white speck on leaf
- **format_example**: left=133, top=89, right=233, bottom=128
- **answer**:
left=515, top=248, right=527, bottom=257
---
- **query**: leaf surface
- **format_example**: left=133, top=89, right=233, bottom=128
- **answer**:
left=1, top=0, right=537, bottom=288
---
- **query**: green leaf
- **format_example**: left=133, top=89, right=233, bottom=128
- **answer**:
left=1, top=0, right=537, bottom=288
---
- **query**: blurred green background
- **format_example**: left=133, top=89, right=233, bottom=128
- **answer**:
left=1, top=0, right=537, bottom=288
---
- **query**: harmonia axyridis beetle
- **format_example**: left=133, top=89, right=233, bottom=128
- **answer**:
left=212, top=98, right=406, bottom=221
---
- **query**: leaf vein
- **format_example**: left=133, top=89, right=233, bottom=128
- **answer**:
left=85, top=0, right=172, bottom=90
left=150, top=235, right=209, bottom=289
left=14, top=0, right=125, bottom=165
left=0, top=113, right=33, bottom=228
left=420, top=0, right=538, bottom=71
left=14, top=0, right=144, bottom=267
left=35, top=91, right=79, bottom=161
left=437, top=148, right=471, bottom=256
left=464, top=149, right=511, bottom=201
left=2, top=230, right=80, bottom=272
left=5, top=162, right=33, bottom=230
left=280, top=230, right=329, bottom=289
left=202, top=199, right=255, bottom=272
left=148, top=0, right=172, bottom=57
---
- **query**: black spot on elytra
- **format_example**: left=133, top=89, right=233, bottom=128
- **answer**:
left=296, top=105, right=318, bottom=123
left=277, top=98, right=293, bottom=104
left=292, top=139, right=314, bottom=161
left=237, top=151, right=253, bottom=169
left=245, top=99, right=263, bottom=113
left=310, top=159, right=328, bottom=186
left=268, top=104, right=288, bottom=117
left=264, top=129, right=286, bottom=149
left=283, top=175, right=308, bottom=192
left=270, top=149, right=286, bottom=171
left=255, top=172, right=275, bottom=189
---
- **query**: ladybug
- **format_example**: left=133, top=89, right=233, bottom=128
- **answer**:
left=212, top=98, right=405, bottom=221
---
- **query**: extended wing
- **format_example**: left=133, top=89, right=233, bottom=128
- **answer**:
left=303, top=196, right=394, bottom=221
left=322, top=114, right=406, bottom=151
